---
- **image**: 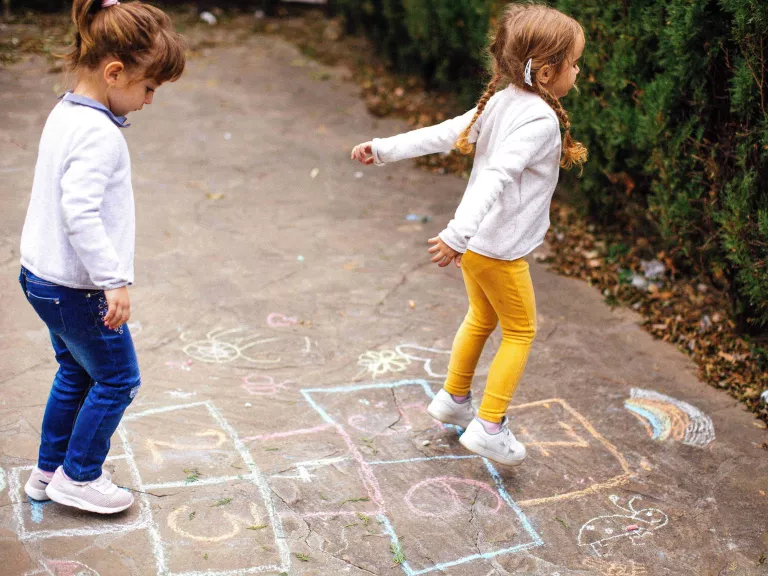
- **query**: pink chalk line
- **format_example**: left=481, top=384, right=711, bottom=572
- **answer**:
left=244, top=424, right=332, bottom=443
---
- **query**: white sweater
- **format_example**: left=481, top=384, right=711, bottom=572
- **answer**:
left=20, top=94, right=135, bottom=290
left=373, top=85, right=562, bottom=261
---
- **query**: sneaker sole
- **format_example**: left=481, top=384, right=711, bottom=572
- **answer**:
left=45, top=484, right=133, bottom=514
left=459, top=434, right=526, bottom=467
left=426, top=403, right=473, bottom=429
left=24, top=484, right=50, bottom=501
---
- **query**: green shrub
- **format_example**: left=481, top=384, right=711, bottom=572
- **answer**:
left=336, top=0, right=768, bottom=330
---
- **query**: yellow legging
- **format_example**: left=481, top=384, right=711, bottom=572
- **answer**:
left=444, top=250, right=537, bottom=423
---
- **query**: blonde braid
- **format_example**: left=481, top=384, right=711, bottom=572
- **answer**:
left=533, top=83, right=587, bottom=172
left=454, top=74, right=501, bottom=155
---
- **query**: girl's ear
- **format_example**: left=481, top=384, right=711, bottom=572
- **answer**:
left=536, top=64, right=555, bottom=86
left=104, top=61, right=126, bottom=87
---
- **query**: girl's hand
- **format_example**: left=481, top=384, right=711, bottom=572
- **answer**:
left=351, top=141, right=375, bottom=165
left=104, top=286, right=131, bottom=330
left=428, top=236, right=462, bottom=268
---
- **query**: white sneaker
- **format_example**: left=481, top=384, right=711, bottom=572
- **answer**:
left=427, top=389, right=475, bottom=429
left=45, top=467, right=132, bottom=514
left=459, top=417, right=526, bottom=466
left=24, top=467, right=54, bottom=501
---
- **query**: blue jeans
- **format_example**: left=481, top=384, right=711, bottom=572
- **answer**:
left=19, top=267, right=141, bottom=482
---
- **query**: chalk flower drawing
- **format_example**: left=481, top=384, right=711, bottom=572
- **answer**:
left=181, top=327, right=281, bottom=365
left=357, top=350, right=410, bottom=378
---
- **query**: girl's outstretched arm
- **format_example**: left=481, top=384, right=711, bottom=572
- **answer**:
left=351, top=107, right=478, bottom=166
left=439, top=115, right=559, bottom=253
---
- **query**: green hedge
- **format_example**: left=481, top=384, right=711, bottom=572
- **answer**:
left=336, top=0, right=768, bottom=330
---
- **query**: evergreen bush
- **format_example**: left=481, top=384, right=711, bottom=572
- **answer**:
left=335, top=0, right=768, bottom=330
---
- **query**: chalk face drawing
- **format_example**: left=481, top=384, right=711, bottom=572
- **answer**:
left=578, top=495, right=668, bottom=556
left=624, top=388, right=715, bottom=447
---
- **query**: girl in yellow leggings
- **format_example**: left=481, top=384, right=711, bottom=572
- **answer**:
left=352, top=4, right=587, bottom=465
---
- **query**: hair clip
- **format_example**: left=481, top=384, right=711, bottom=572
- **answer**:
left=524, top=58, right=533, bottom=86
left=101, top=0, right=120, bottom=7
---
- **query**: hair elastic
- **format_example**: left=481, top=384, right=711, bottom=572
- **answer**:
left=101, top=0, right=120, bottom=7
left=524, top=58, right=533, bottom=86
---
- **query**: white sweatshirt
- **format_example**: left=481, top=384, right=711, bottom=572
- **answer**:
left=372, top=85, right=562, bottom=261
left=20, top=93, right=135, bottom=290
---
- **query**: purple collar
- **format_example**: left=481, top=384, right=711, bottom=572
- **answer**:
left=59, top=92, right=130, bottom=128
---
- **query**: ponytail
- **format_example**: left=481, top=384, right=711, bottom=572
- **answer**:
left=65, top=0, right=185, bottom=84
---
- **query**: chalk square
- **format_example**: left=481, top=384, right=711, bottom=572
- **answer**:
left=25, top=528, right=157, bottom=576
left=120, top=402, right=248, bottom=488
left=301, top=379, right=462, bottom=463
left=248, top=425, right=380, bottom=519
left=374, top=457, right=541, bottom=574
left=8, top=458, right=147, bottom=542
left=502, top=399, right=632, bottom=508
left=270, top=456, right=381, bottom=519
left=149, top=480, right=283, bottom=576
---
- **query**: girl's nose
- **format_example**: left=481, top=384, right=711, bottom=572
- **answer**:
left=144, top=92, right=154, bottom=106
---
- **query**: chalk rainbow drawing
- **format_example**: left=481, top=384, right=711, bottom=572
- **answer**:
left=623, top=388, right=715, bottom=447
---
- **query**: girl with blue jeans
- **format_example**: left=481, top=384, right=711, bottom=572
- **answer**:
left=19, top=0, right=185, bottom=513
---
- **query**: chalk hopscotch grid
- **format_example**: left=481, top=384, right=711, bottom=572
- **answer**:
left=11, top=380, right=554, bottom=575
left=10, top=400, right=291, bottom=576
left=300, top=378, right=544, bottom=575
